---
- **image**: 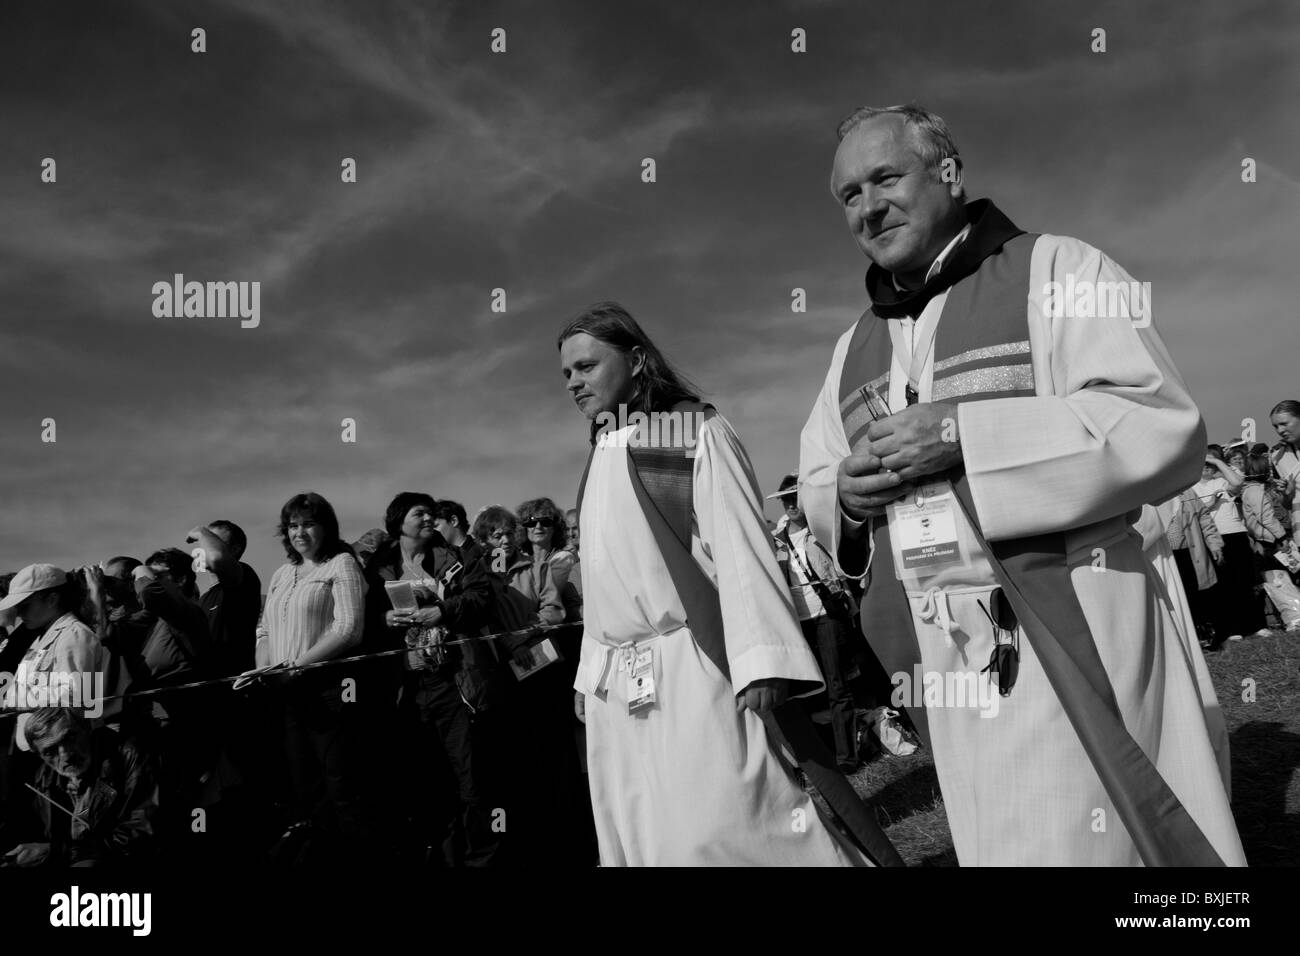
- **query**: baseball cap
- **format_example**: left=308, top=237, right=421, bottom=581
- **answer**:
left=0, top=564, right=70, bottom=612
left=764, top=472, right=799, bottom=501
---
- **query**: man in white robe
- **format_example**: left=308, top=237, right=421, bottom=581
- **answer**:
left=799, top=105, right=1245, bottom=866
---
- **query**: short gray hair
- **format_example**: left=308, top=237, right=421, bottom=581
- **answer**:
left=25, top=707, right=85, bottom=746
left=836, top=104, right=963, bottom=178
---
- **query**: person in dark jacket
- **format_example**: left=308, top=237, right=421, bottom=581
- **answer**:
left=4, top=707, right=158, bottom=867
left=474, top=505, right=597, bottom=868
left=88, top=547, right=211, bottom=855
left=363, top=492, right=498, bottom=866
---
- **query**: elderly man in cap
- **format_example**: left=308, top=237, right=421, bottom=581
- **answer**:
left=0, top=564, right=105, bottom=717
left=768, top=473, right=861, bottom=772
left=799, top=103, right=1245, bottom=865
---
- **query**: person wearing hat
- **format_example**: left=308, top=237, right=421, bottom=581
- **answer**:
left=0, top=564, right=105, bottom=717
left=768, top=474, right=861, bottom=773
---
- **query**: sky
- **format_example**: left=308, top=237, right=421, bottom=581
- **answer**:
left=1, top=0, right=1297, bottom=590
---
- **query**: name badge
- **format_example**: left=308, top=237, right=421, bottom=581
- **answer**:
left=888, top=481, right=964, bottom=579
left=625, top=648, right=656, bottom=713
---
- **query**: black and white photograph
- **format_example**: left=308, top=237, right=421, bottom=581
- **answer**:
left=0, top=0, right=1293, bottom=937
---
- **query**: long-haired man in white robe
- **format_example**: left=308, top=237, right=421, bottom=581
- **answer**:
left=560, top=301, right=866, bottom=866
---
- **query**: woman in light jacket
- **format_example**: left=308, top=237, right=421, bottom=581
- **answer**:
left=1159, top=487, right=1222, bottom=647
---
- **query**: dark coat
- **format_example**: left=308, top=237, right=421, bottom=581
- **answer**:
left=33, top=727, right=158, bottom=865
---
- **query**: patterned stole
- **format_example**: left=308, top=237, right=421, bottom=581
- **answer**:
left=576, top=402, right=904, bottom=866
left=838, top=234, right=1224, bottom=866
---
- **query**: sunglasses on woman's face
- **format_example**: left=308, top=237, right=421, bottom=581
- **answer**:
left=522, top=517, right=555, bottom=529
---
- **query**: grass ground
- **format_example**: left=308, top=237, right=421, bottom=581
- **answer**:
left=838, top=631, right=1300, bottom=866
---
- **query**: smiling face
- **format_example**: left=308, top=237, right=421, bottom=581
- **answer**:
left=523, top=513, right=556, bottom=551
left=286, top=513, right=326, bottom=562
left=560, top=332, right=643, bottom=420
left=401, top=504, right=438, bottom=545
left=830, top=114, right=965, bottom=287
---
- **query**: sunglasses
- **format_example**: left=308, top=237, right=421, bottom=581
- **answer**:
left=522, top=517, right=555, bottom=529
left=977, top=588, right=1020, bottom=698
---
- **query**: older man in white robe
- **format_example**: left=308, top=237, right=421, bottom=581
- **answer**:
left=799, top=104, right=1245, bottom=866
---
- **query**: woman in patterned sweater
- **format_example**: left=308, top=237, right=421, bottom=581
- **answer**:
left=254, top=491, right=369, bottom=855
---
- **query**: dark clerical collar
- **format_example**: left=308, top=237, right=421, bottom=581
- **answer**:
left=865, top=198, right=1024, bottom=320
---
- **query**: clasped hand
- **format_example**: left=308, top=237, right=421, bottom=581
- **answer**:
left=838, top=402, right=963, bottom=521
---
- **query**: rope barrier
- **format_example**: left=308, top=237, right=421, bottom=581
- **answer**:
left=0, top=621, right=585, bottom=714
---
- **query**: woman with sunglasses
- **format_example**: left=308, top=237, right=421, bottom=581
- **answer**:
left=474, top=507, right=564, bottom=626
left=518, top=498, right=582, bottom=624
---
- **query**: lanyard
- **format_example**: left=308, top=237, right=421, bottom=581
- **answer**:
left=886, top=310, right=941, bottom=406
left=783, top=530, right=823, bottom=587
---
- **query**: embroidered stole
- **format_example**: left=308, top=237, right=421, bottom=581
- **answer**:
left=837, top=233, right=1224, bottom=866
left=576, top=403, right=904, bottom=866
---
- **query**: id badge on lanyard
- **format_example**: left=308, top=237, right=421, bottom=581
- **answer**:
left=887, top=481, right=969, bottom=586
left=624, top=647, right=656, bottom=713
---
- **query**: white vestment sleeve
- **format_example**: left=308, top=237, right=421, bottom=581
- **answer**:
left=959, top=234, right=1206, bottom=541
left=692, top=415, right=825, bottom=696
left=799, top=326, right=868, bottom=578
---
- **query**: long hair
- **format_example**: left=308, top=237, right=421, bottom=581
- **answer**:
left=556, top=301, right=702, bottom=415
left=516, top=497, right=567, bottom=554
left=1270, top=400, right=1300, bottom=419
left=276, top=492, right=354, bottom=565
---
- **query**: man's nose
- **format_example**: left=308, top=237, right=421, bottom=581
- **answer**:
left=858, top=186, right=889, bottom=223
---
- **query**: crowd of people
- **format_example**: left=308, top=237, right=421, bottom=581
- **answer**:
left=0, top=482, right=889, bottom=868
left=5, top=103, right=1294, bottom=869
left=1159, top=400, right=1300, bottom=647
left=0, top=494, right=602, bottom=867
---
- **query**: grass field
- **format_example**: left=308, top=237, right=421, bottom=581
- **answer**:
left=843, top=632, right=1300, bottom=866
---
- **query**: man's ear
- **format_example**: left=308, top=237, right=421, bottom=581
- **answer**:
left=939, top=159, right=964, bottom=202
left=628, top=346, right=647, bottom=378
